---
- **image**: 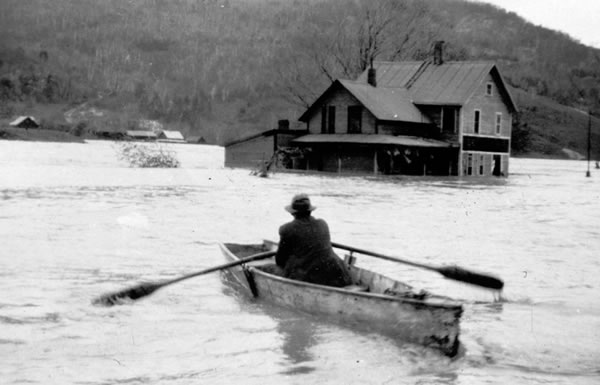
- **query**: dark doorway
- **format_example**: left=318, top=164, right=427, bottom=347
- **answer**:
left=493, top=155, right=502, bottom=176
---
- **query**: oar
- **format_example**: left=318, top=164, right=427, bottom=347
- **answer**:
left=332, top=242, right=504, bottom=290
left=92, top=250, right=276, bottom=306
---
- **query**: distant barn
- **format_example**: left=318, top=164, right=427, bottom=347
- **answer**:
left=157, top=130, right=186, bottom=143
left=9, top=116, right=40, bottom=129
left=186, top=135, right=207, bottom=144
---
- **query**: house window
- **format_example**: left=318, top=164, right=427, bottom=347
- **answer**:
left=442, top=107, right=458, bottom=133
left=321, top=106, right=327, bottom=134
left=486, top=83, right=493, bottom=96
left=495, top=113, right=502, bottom=135
left=473, top=110, right=481, bottom=134
left=328, top=106, right=336, bottom=134
left=465, top=153, right=473, bottom=175
left=347, top=106, right=362, bottom=133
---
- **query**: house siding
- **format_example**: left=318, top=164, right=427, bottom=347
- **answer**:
left=378, top=121, right=436, bottom=137
left=224, top=130, right=308, bottom=169
left=463, top=74, right=511, bottom=137
left=306, top=89, right=377, bottom=134
left=460, top=73, right=512, bottom=176
left=225, top=135, right=274, bottom=168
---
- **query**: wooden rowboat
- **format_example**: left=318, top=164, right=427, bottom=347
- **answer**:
left=218, top=241, right=464, bottom=357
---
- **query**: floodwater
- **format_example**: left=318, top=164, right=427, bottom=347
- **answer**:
left=0, top=140, right=599, bottom=385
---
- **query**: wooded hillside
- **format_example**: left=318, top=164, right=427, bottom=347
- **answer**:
left=1, top=0, right=599, bottom=158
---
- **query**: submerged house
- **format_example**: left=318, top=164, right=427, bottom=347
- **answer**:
left=294, top=44, right=517, bottom=176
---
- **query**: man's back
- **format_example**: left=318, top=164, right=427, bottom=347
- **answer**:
left=276, top=216, right=351, bottom=287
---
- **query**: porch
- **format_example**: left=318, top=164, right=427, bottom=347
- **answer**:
left=292, top=134, right=459, bottom=176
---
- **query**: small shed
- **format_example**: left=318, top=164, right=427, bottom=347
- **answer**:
left=186, top=135, right=207, bottom=144
left=126, top=130, right=157, bottom=140
left=157, top=130, right=186, bottom=143
left=224, top=129, right=308, bottom=169
left=9, top=116, right=40, bottom=129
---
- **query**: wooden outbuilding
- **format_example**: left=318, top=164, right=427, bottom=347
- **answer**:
left=125, top=130, right=157, bottom=141
left=157, top=130, right=186, bottom=143
left=9, top=116, right=40, bottom=129
left=295, top=43, right=517, bottom=177
left=224, top=127, right=308, bottom=169
left=186, top=135, right=206, bottom=144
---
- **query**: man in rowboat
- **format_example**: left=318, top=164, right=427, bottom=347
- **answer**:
left=275, top=194, right=352, bottom=287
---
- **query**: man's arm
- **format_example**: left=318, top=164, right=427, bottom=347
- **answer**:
left=275, top=226, right=291, bottom=268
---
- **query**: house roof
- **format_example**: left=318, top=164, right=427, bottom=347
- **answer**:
left=9, top=116, right=39, bottom=126
left=339, top=80, right=432, bottom=123
left=187, top=135, right=206, bottom=143
left=160, top=130, right=185, bottom=140
left=224, top=129, right=308, bottom=147
left=356, top=61, right=517, bottom=112
left=293, top=134, right=456, bottom=148
left=299, top=80, right=431, bottom=124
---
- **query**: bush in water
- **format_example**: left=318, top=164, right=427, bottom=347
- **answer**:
left=115, top=142, right=180, bottom=168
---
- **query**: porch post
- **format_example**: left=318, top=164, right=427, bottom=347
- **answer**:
left=373, top=150, right=378, bottom=174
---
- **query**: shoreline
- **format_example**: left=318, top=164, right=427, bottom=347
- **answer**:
left=0, top=127, right=86, bottom=143
left=1, top=127, right=587, bottom=161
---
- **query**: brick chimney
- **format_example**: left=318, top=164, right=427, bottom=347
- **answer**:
left=367, top=58, right=377, bottom=87
left=433, top=41, right=445, bottom=65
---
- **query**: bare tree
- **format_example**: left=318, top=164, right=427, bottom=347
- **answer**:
left=278, top=0, right=437, bottom=107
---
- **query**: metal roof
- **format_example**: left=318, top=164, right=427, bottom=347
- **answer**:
left=224, top=129, right=308, bottom=147
left=355, top=61, right=517, bottom=111
left=293, top=134, right=455, bottom=148
left=356, top=61, right=425, bottom=88
left=339, top=80, right=431, bottom=123
left=299, top=80, right=431, bottom=124
left=159, top=130, right=185, bottom=140
left=409, top=62, right=494, bottom=104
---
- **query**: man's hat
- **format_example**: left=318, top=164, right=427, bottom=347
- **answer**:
left=285, top=193, right=316, bottom=214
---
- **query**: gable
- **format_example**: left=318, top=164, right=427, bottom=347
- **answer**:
left=160, top=130, right=185, bottom=140
left=488, top=66, right=518, bottom=113
left=299, top=79, right=431, bottom=124
left=9, top=116, right=40, bottom=127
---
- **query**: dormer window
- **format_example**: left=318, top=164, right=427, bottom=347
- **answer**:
left=486, top=83, right=493, bottom=96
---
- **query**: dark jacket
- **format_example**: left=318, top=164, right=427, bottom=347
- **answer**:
left=276, top=216, right=352, bottom=287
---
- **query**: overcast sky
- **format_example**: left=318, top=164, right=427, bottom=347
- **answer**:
left=469, top=0, right=600, bottom=48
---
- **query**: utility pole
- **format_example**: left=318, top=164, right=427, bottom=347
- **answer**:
left=586, top=110, right=592, bottom=177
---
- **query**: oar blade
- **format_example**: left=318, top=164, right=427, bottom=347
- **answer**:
left=438, top=265, right=504, bottom=290
left=92, top=282, right=162, bottom=306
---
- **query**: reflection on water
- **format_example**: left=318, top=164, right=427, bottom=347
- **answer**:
left=272, top=310, right=318, bottom=373
left=219, top=268, right=317, bottom=369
